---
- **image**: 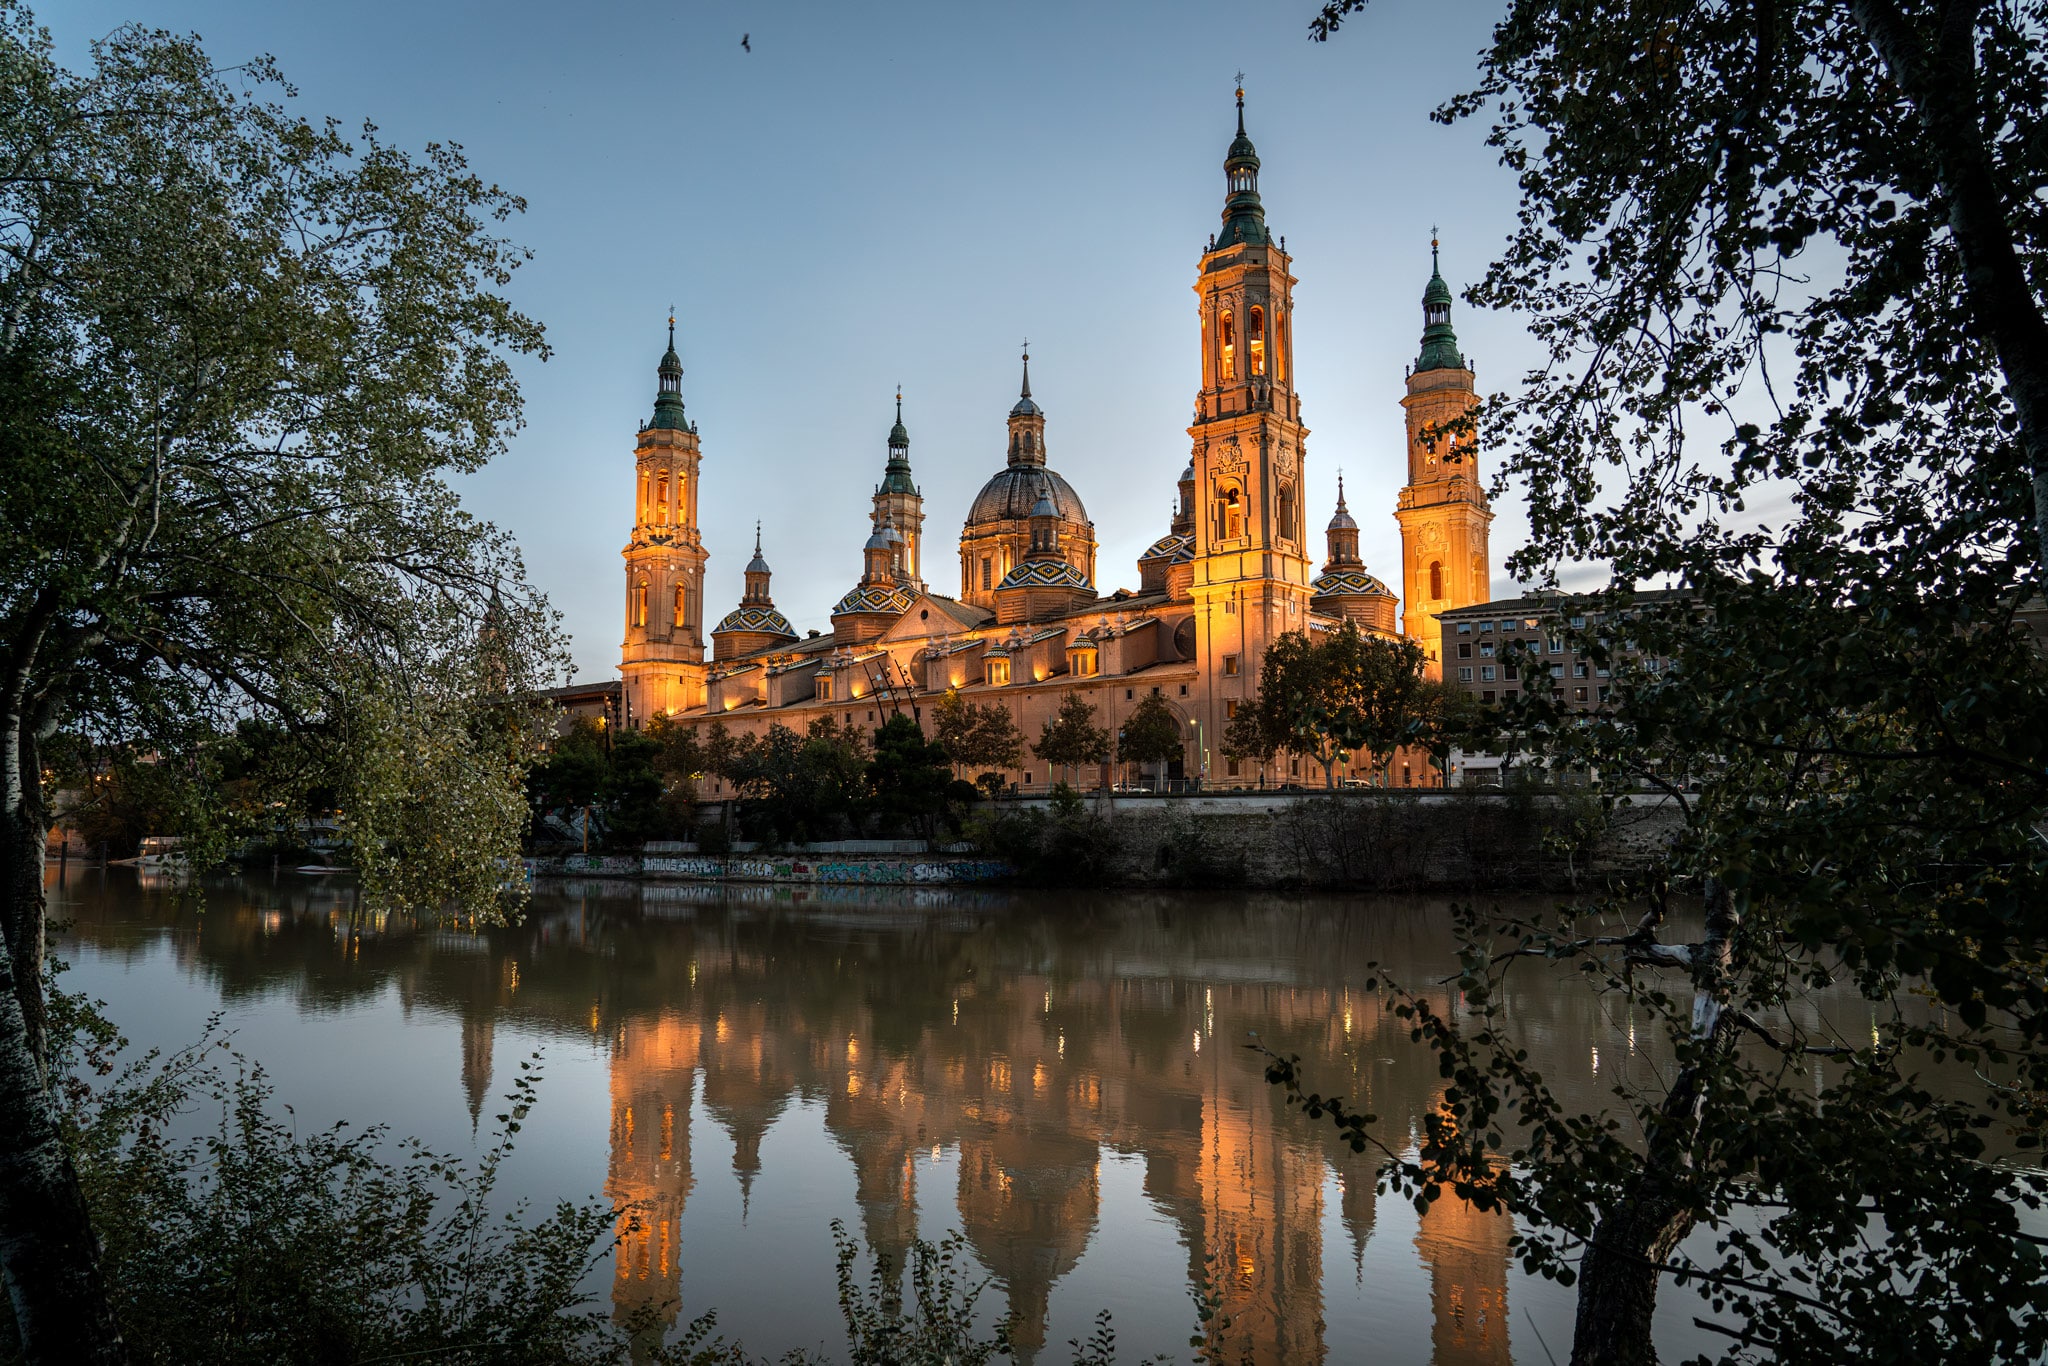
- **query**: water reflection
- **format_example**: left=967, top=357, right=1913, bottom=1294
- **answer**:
left=53, top=871, right=1643, bottom=1364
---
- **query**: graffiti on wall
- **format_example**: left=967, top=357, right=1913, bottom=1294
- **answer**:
left=638, top=855, right=1009, bottom=885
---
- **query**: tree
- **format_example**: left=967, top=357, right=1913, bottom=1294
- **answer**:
left=0, top=13, right=558, bottom=1360
left=865, top=714, right=955, bottom=837
left=965, top=704, right=1026, bottom=797
left=1222, top=625, right=1432, bottom=787
left=1116, top=693, right=1185, bottom=787
left=1029, top=693, right=1110, bottom=787
left=723, top=719, right=868, bottom=845
left=1296, top=2, right=2048, bottom=1360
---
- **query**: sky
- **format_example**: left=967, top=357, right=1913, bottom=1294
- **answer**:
left=47, top=0, right=1551, bottom=683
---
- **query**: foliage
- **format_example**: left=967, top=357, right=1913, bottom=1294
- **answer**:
left=1220, top=625, right=1433, bottom=786
left=865, top=714, right=957, bottom=838
left=932, top=691, right=1026, bottom=797
left=1030, top=693, right=1110, bottom=783
left=972, top=787, right=1123, bottom=887
left=527, top=717, right=682, bottom=851
left=722, top=719, right=869, bottom=845
left=1302, top=0, right=2048, bottom=1359
left=1150, top=811, right=1247, bottom=889
left=1116, top=694, right=1186, bottom=775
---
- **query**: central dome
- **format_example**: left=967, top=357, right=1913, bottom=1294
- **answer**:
left=965, top=466, right=1089, bottom=529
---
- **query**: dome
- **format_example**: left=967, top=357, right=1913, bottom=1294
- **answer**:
left=832, top=584, right=913, bottom=617
left=1313, top=568, right=1395, bottom=599
left=1327, top=504, right=1358, bottom=532
left=745, top=549, right=771, bottom=574
left=1141, top=533, right=1193, bottom=562
left=1009, top=393, right=1041, bottom=418
left=864, top=528, right=895, bottom=552
left=996, top=559, right=1089, bottom=592
left=965, top=465, right=1090, bottom=528
left=713, top=605, right=796, bottom=637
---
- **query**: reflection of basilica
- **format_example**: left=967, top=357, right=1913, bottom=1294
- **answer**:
left=56, top=870, right=1547, bottom=1364
left=563, top=895, right=1521, bottom=1364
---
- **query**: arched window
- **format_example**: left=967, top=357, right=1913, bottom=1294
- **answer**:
left=674, top=584, right=687, bottom=627
left=634, top=580, right=649, bottom=628
left=1429, top=561, right=1444, bottom=600
left=638, top=473, right=650, bottom=524
left=1277, top=482, right=1295, bottom=543
left=1249, top=307, right=1266, bottom=377
left=1275, top=311, right=1287, bottom=383
left=1220, top=311, right=1236, bottom=381
left=1216, top=486, right=1244, bottom=542
left=656, top=473, right=669, bottom=524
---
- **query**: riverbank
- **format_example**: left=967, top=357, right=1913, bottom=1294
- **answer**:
left=527, top=789, right=1683, bottom=891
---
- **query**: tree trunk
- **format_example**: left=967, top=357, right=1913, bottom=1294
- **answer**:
left=1569, top=1182, right=1694, bottom=1366
left=0, top=813, right=129, bottom=1365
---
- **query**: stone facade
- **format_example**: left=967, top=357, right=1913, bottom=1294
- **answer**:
left=614, top=95, right=1496, bottom=788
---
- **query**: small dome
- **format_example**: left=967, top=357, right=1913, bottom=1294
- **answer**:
left=1141, top=533, right=1192, bottom=562
left=745, top=549, right=771, bottom=574
left=714, top=605, right=796, bottom=638
left=1009, top=393, right=1041, bottom=418
left=1179, top=462, right=1195, bottom=484
left=1029, top=494, right=1058, bottom=519
left=832, top=584, right=914, bottom=617
left=966, top=465, right=1090, bottom=528
left=996, top=559, right=1089, bottom=592
left=864, top=528, right=895, bottom=552
left=1327, top=504, right=1358, bottom=532
left=1312, top=569, right=1395, bottom=599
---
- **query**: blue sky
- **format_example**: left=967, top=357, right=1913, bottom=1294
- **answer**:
left=49, top=0, right=1545, bottom=682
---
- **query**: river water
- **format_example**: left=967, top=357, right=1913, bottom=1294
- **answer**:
left=48, top=868, right=1872, bottom=1363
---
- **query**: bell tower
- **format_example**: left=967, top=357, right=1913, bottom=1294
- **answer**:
left=1188, top=85, right=1313, bottom=736
left=1394, top=239, right=1492, bottom=674
left=620, top=316, right=709, bottom=722
left=872, top=390, right=926, bottom=594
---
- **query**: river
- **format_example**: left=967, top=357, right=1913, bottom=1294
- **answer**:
left=47, top=868, right=1879, bottom=1363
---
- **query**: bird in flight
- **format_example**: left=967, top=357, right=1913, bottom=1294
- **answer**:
left=741, top=32, right=751, bottom=52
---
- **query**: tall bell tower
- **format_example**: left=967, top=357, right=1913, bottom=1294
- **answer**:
left=1188, top=86, right=1313, bottom=737
left=620, top=317, right=709, bottom=722
left=1395, top=239, right=1492, bottom=674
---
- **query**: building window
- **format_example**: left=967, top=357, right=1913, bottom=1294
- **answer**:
left=1216, top=486, right=1244, bottom=541
left=1068, top=648, right=1098, bottom=677
left=1125, top=689, right=1134, bottom=700
left=1574, top=662, right=1590, bottom=678
left=634, top=581, right=648, bottom=628
left=1456, top=622, right=1471, bottom=635
left=1277, top=481, right=1295, bottom=542
left=1220, top=310, right=1236, bottom=379
left=1549, top=637, right=1564, bottom=654
left=1227, top=759, right=1240, bottom=777
left=1574, top=686, right=1589, bottom=702
left=1504, top=665, right=1518, bottom=681
left=1550, top=663, right=1564, bottom=678
left=1024, top=772, right=1032, bottom=784
left=1458, top=642, right=1472, bottom=658
left=1248, top=306, right=1266, bottom=376
left=816, top=676, right=834, bottom=701
left=1505, top=689, right=1519, bottom=701
left=1479, top=620, right=1494, bottom=633
left=1179, top=684, right=1188, bottom=696
left=1480, top=666, right=1496, bottom=682
left=1479, top=641, right=1495, bottom=657
left=981, top=556, right=993, bottom=591
left=1223, top=654, right=1240, bottom=677
left=986, top=658, right=1011, bottom=687
left=674, top=584, right=688, bottom=629
left=1458, top=667, right=1473, bottom=682
left=1225, top=700, right=1239, bottom=719
left=1598, top=686, right=1611, bottom=702
left=1482, top=690, right=1496, bottom=703
left=1430, top=561, right=1444, bottom=599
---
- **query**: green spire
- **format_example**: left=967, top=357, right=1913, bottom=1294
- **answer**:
left=648, top=313, right=693, bottom=431
left=1216, top=81, right=1269, bottom=249
left=879, top=387, right=919, bottom=495
left=1415, top=234, right=1465, bottom=373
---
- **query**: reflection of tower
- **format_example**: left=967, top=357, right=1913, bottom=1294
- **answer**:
left=459, top=1011, right=494, bottom=1134
left=1395, top=239, right=1492, bottom=675
left=1414, top=1106, right=1512, bottom=1365
left=956, top=1129, right=1099, bottom=1362
left=606, top=1014, right=701, bottom=1343
left=700, top=1000, right=795, bottom=1222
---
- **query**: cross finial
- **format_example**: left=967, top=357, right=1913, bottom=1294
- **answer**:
left=895, top=384, right=902, bottom=422
left=754, top=519, right=762, bottom=554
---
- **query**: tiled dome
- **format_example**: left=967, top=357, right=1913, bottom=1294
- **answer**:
left=996, top=559, right=1089, bottom=591
left=831, top=584, right=913, bottom=616
left=1312, top=569, right=1395, bottom=598
left=713, top=605, right=795, bottom=637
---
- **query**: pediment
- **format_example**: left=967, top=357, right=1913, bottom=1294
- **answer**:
left=876, top=593, right=993, bottom=644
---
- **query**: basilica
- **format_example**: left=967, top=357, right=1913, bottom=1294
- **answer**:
left=615, top=92, right=1493, bottom=788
